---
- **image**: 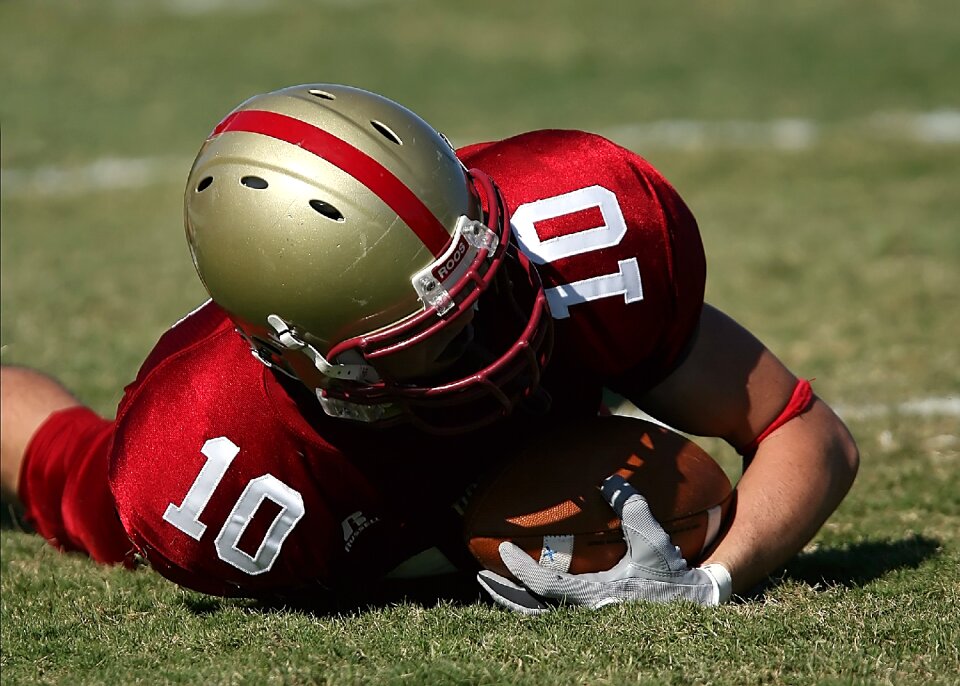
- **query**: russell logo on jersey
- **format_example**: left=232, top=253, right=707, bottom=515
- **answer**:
left=341, top=511, right=380, bottom=552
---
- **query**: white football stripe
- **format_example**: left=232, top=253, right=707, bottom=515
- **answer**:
left=703, top=505, right=723, bottom=554
left=539, top=535, right=574, bottom=573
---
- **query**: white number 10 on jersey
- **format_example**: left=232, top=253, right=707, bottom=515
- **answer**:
left=511, top=185, right=644, bottom=319
left=163, top=437, right=305, bottom=575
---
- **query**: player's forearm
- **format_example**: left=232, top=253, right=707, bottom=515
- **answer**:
left=701, top=399, right=859, bottom=594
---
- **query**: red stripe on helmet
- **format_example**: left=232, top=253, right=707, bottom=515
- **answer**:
left=213, top=109, right=452, bottom=256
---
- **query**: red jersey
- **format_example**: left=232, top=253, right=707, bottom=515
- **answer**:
left=25, top=130, right=705, bottom=600
left=109, top=302, right=487, bottom=598
left=460, top=131, right=704, bottom=407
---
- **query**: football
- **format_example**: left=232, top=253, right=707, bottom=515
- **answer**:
left=464, top=416, right=735, bottom=579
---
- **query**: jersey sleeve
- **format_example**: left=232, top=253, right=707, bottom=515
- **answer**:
left=108, top=304, right=409, bottom=599
left=18, top=406, right=133, bottom=565
left=460, top=130, right=706, bottom=397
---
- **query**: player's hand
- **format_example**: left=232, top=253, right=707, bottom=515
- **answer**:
left=476, top=475, right=732, bottom=615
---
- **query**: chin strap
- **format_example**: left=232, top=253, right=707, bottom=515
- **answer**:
left=315, top=392, right=400, bottom=423
left=266, top=314, right=380, bottom=384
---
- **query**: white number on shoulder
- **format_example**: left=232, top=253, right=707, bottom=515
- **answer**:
left=163, top=437, right=305, bottom=575
left=511, top=185, right=643, bottom=319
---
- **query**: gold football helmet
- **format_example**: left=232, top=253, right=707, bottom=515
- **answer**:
left=184, top=84, right=552, bottom=432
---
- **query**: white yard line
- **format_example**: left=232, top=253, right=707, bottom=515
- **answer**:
left=603, top=109, right=960, bottom=151
left=3, top=111, right=959, bottom=199
left=833, top=397, right=960, bottom=421
left=1, top=156, right=184, bottom=198
left=109, top=0, right=399, bottom=16
left=157, top=0, right=277, bottom=15
left=603, top=118, right=820, bottom=151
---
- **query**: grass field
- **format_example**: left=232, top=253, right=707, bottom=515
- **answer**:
left=2, top=1, right=959, bottom=684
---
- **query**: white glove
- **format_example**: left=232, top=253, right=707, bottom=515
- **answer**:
left=476, top=475, right=732, bottom=615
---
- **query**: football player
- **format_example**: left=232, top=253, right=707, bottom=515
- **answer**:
left=1, top=84, right=858, bottom=611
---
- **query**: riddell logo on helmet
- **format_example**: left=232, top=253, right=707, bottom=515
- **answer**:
left=432, top=236, right=470, bottom=282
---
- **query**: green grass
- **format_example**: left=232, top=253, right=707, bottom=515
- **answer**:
left=2, top=1, right=959, bottom=684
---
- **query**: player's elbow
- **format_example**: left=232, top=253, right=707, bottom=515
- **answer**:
left=799, top=399, right=859, bottom=504
left=826, top=411, right=859, bottom=499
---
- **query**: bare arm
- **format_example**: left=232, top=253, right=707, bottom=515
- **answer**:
left=636, top=305, right=860, bottom=594
left=0, top=366, right=81, bottom=507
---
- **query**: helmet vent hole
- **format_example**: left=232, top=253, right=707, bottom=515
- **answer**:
left=371, top=120, right=403, bottom=145
left=309, top=89, right=336, bottom=101
left=240, top=176, right=268, bottom=190
left=196, top=176, right=214, bottom=192
left=309, top=199, right=345, bottom=222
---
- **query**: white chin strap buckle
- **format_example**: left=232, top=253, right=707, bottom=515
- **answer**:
left=316, top=392, right=399, bottom=423
left=266, top=314, right=380, bottom=384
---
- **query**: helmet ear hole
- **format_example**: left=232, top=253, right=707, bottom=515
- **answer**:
left=196, top=176, right=214, bottom=192
left=309, top=199, right=345, bottom=222
left=241, top=175, right=269, bottom=189
left=370, top=120, right=402, bottom=145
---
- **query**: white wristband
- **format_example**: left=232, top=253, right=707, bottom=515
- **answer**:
left=700, top=563, right=733, bottom=605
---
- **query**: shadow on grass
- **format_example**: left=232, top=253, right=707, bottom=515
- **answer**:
left=183, top=571, right=485, bottom=619
left=776, top=534, right=942, bottom=590
left=0, top=500, right=32, bottom=533
left=186, top=535, right=946, bottom=617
